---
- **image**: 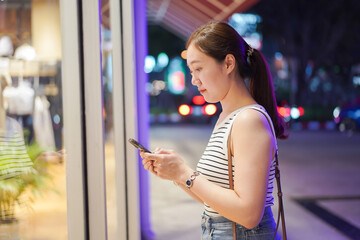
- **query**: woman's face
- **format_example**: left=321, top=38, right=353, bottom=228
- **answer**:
left=187, top=43, right=230, bottom=103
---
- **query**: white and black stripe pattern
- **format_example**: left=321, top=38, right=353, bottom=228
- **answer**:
left=0, top=119, right=34, bottom=180
left=196, top=104, right=277, bottom=217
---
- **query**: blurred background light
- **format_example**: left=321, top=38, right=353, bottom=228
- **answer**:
left=144, top=55, right=156, bottom=73
left=179, top=104, right=191, bottom=116
left=355, top=109, right=360, bottom=118
left=353, top=75, right=360, bottom=86
left=53, top=114, right=61, bottom=124
left=333, top=107, right=340, bottom=120
left=146, top=80, right=166, bottom=96
left=192, top=95, right=205, bottom=105
left=169, top=71, right=185, bottom=94
left=298, top=107, right=305, bottom=116
left=192, top=106, right=202, bottom=116
left=153, top=80, right=166, bottom=90
left=156, top=52, right=169, bottom=69
left=203, top=104, right=217, bottom=115
left=291, top=107, right=300, bottom=119
left=166, top=57, right=186, bottom=95
left=229, top=13, right=262, bottom=49
left=243, top=33, right=262, bottom=50
left=278, top=106, right=291, bottom=118
left=181, top=50, right=187, bottom=59
left=169, top=113, right=181, bottom=123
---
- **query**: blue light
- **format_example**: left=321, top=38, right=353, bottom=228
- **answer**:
left=355, top=110, right=360, bottom=118
left=275, top=52, right=283, bottom=60
left=53, top=114, right=61, bottom=124
left=229, top=13, right=262, bottom=37
left=310, top=77, right=320, bottom=92
left=333, top=107, right=340, bottom=118
left=290, top=107, right=300, bottom=119
left=157, top=52, right=169, bottom=68
left=144, top=55, right=156, bottom=73
left=353, top=76, right=360, bottom=86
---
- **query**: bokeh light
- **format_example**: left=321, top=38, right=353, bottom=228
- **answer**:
left=179, top=104, right=191, bottom=116
left=203, top=104, right=217, bottom=115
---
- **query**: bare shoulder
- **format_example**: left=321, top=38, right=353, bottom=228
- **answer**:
left=232, top=108, right=271, bottom=134
left=231, top=108, right=275, bottom=161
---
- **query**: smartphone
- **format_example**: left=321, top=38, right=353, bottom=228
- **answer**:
left=128, top=138, right=151, bottom=153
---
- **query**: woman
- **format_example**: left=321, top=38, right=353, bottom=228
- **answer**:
left=141, top=21, right=286, bottom=239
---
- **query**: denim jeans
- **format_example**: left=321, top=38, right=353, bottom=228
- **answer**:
left=201, top=207, right=280, bottom=240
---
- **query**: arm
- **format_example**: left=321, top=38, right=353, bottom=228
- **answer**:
left=141, top=150, right=204, bottom=204
left=141, top=109, right=275, bottom=228
left=175, top=180, right=204, bottom=204
left=184, top=109, right=275, bottom=228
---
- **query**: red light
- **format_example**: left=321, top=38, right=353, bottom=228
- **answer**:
left=286, top=107, right=291, bottom=117
left=192, top=95, right=205, bottom=105
left=203, top=104, right=217, bottom=115
left=278, top=106, right=291, bottom=117
left=179, top=104, right=191, bottom=116
left=298, top=107, right=305, bottom=116
left=169, top=71, right=185, bottom=94
left=277, top=107, right=284, bottom=116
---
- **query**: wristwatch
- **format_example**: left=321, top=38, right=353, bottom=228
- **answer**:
left=185, top=171, right=200, bottom=189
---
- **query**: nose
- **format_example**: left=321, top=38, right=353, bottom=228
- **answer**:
left=191, top=74, right=200, bottom=86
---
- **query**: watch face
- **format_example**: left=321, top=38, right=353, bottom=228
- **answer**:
left=186, top=180, right=192, bottom=187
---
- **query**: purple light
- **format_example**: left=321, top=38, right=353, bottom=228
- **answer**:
left=134, top=0, right=155, bottom=239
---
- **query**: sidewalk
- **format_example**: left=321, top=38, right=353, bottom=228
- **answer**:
left=148, top=125, right=360, bottom=240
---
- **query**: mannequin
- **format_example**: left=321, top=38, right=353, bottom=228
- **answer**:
left=0, top=74, right=34, bottom=180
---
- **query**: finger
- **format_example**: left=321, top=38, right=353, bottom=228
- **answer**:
left=141, top=151, right=152, bottom=159
left=140, top=151, right=147, bottom=158
left=142, top=153, right=166, bottom=163
left=153, top=147, right=161, bottom=154
left=143, top=161, right=150, bottom=170
left=154, top=148, right=173, bottom=154
left=143, top=158, right=154, bottom=165
left=149, top=165, right=156, bottom=175
left=142, top=159, right=148, bottom=165
left=144, top=161, right=153, bottom=171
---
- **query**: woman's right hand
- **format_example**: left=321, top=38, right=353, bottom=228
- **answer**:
left=140, top=148, right=192, bottom=183
left=140, top=147, right=159, bottom=175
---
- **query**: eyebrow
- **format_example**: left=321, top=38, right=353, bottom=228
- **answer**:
left=187, top=60, right=201, bottom=67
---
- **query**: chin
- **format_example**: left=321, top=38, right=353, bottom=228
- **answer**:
left=203, top=97, right=218, bottom=104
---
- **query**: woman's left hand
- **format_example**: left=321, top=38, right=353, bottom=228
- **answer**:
left=140, top=148, right=191, bottom=183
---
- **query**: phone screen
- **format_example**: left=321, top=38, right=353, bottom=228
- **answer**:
left=128, top=138, right=151, bottom=153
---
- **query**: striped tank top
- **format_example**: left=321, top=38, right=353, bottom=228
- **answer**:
left=196, top=104, right=277, bottom=216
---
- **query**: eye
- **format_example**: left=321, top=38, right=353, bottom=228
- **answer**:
left=189, top=67, right=201, bottom=75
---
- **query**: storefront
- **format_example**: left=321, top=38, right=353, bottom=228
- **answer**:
left=0, top=0, right=149, bottom=239
left=0, top=0, right=261, bottom=239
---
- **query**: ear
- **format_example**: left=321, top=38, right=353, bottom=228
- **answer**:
left=224, top=54, right=236, bottom=74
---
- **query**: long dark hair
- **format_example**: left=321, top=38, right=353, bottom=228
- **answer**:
left=187, top=21, right=287, bottom=139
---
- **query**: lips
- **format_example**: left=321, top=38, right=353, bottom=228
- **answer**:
left=199, top=89, right=206, bottom=94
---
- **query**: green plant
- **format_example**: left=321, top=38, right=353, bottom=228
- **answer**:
left=0, top=143, right=53, bottom=223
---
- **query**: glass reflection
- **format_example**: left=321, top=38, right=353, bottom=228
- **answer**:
left=0, top=0, right=67, bottom=239
left=100, top=0, right=117, bottom=238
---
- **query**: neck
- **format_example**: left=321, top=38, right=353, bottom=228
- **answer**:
left=220, top=77, right=256, bottom=115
